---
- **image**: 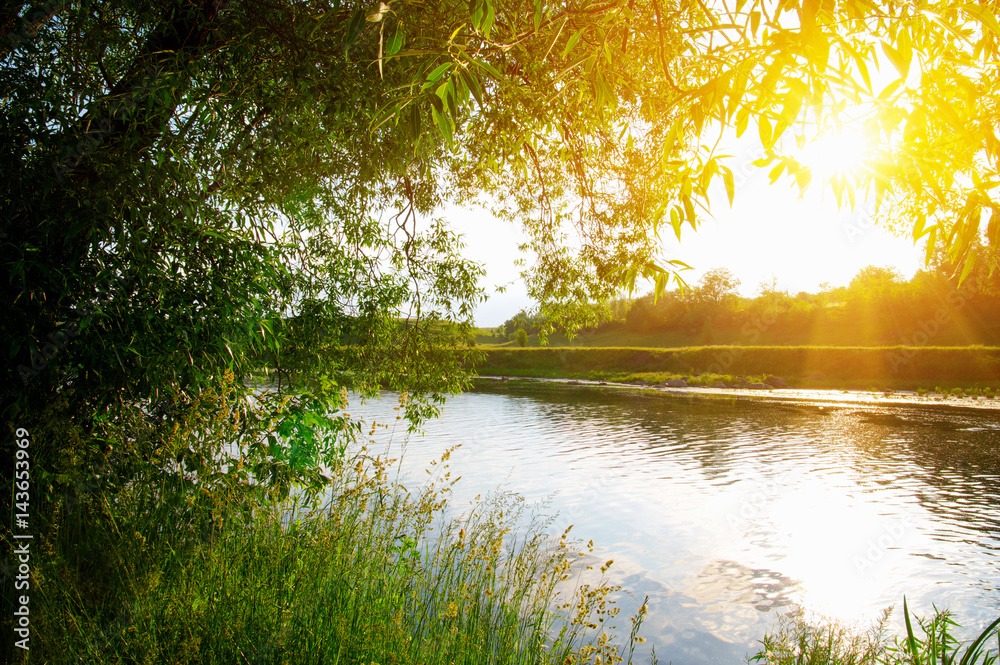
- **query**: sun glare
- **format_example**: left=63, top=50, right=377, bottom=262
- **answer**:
left=793, top=127, right=872, bottom=185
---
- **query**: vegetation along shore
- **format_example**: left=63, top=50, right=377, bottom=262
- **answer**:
left=4, top=0, right=1000, bottom=663
left=476, top=346, right=1000, bottom=394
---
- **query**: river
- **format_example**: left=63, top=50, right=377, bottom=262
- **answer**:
left=343, top=379, right=1000, bottom=664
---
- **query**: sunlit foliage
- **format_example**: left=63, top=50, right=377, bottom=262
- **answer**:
left=3, top=2, right=1000, bottom=634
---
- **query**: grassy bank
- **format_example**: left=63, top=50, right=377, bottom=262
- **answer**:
left=26, top=440, right=1000, bottom=665
left=28, top=446, right=644, bottom=665
left=476, top=346, right=1000, bottom=391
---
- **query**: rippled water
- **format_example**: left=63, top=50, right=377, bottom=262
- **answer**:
left=344, top=380, right=1000, bottom=665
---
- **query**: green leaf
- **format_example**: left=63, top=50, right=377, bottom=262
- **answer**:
left=432, top=106, right=453, bottom=143
left=385, top=21, right=405, bottom=56
left=903, top=598, right=920, bottom=661
left=482, top=0, right=495, bottom=38
left=959, top=612, right=1000, bottom=665
left=345, top=9, right=366, bottom=47
left=466, top=56, right=502, bottom=80
left=407, top=103, right=421, bottom=141
left=469, top=0, right=484, bottom=31
left=310, top=9, right=334, bottom=40
left=460, top=68, right=484, bottom=108
left=564, top=28, right=584, bottom=58
left=426, top=62, right=453, bottom=83
left=442, top=79, right=458, bottom=118
left=428, top=93, right=444, bottom=114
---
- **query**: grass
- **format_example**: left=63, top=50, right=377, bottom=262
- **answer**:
left=750, top=601, right=1000, bottom=665
left=475, top=346, right=1000, bottom=392
left=28, top=442, right=649, bottom=665
left=23, top=394, right=1000, bottom=665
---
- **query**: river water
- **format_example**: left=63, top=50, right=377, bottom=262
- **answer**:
left=344, top=380, right=1000, bottom=664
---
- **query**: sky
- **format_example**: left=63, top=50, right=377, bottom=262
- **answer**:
left=447, top=125, right=926, bottom=328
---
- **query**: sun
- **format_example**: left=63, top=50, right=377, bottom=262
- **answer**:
left=792, top=126, right=872, bottom=185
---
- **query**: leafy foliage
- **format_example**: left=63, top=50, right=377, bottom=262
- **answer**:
left=3, top=2, right=1000, bottom=649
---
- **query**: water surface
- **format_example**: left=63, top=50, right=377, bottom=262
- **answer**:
left=345, top=381, right=1000, bottom=664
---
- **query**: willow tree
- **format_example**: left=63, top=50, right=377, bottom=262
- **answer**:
left=697, top=0, right=1000, bottom=276
left=0, top=0, right=721, bottom=553
left=2, top=0, right=998, bottom=566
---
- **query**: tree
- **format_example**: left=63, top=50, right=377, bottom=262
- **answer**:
left=2, top=5, right=741, bottom=606
left=515, top=327, right=528, bottom=347
left=4, top=0, right=1000, bottom=612
left=696, top=268, right=741, bottom=305
left=848, top=266, right=903, bottom=302
left=716, top=0, right=1000, bottom=279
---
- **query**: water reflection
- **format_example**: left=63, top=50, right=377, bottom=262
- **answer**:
left=345, top=381, right=1000, bottom=665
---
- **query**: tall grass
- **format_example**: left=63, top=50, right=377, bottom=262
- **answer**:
left=30, top=442, right=647, bottom=665
left=751, top=601, right=1000, bottom=665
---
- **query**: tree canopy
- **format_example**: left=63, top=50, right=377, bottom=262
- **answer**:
left=2, top=0, right=999, bottom=553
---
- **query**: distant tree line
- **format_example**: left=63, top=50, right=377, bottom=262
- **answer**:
left=500, top=255, right=1000, bottom=347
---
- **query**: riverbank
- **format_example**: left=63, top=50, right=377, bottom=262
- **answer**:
left=476, top=346, right=1000, bottom=393
left=32, top=389, right=1000, bottom=665
left=475, top=375, right=1000, bottom=411
left=28, top=448, right=637, bottom=665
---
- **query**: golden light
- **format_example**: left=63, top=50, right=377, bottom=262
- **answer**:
left=792, top=126, right=873, bottom=186
left=766, top=478, right=907, bottom=622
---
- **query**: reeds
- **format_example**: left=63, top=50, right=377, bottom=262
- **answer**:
left=751, top=601, right=1000, bottom=665
left=30, top=440, right=648, bottom=665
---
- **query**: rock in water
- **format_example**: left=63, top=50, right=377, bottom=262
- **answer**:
left=660, top=379, right=688, bottom=388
